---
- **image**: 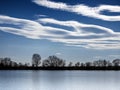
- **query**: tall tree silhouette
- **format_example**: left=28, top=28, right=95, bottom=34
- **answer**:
left=32, top=54, right=41, bottom=67
left=75, top=62, right=80, bottom=67
left=68, top=62, right=73, bottom=67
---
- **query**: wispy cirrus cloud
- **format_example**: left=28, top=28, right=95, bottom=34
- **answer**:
left=0, top=15, right=69, bottom=39
left=0, top=15, right=120, bottom=49
left=38, top=18, right=115, bottom=34
left=32, top=0, right=120, bottom=21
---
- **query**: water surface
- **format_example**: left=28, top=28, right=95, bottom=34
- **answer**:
left=0, top=71, right=120, bottom=90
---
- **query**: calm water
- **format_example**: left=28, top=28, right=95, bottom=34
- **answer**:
left=0, top=71, right=120, bottom=90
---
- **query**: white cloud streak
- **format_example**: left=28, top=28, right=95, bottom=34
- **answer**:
left=0, top=15, right=120, bottom=49
left=38, top=18, right=115, bottom=34
left=55, top=52, right=62, bottom=55
left=0, top=15, right=70, bottom=39
left=35, top=14, right=48, bottom=17
left=32, top=0, right=120, bottom=21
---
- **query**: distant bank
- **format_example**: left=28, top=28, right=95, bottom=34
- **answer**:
left=1, top=54, right=120, bottom=70
left=1, top=66, right=120, bottom=70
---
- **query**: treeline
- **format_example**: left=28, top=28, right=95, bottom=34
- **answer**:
left=0, top=53, right=120, bottom=70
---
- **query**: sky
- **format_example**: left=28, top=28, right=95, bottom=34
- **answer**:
left=0, top=0, right=120, bottom=63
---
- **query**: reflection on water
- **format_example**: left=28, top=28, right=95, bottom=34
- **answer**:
left=0, top=71, right=120, bottom=90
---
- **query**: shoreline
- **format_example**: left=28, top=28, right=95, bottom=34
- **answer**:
left=0, top=66, right=120, bottom=70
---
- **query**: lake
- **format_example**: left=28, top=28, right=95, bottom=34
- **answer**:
left=0, top=71, right=120, bottom=90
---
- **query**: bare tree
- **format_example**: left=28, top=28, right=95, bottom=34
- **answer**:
left=112, top=59, right=120, bottom=67
left=81, top=63, right=85, bottom=67
left=75, top=62, right=80, bottom=67
left=32, top=54, right=41, bottom=67
left=85, top=62, right=92, bottom=67
left=42, top=55, right=65, bottom=67
left=68, top=62, right=73, bottom=67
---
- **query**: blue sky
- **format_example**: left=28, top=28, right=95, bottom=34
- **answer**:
left=0, top=0, right=120, bottom=63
